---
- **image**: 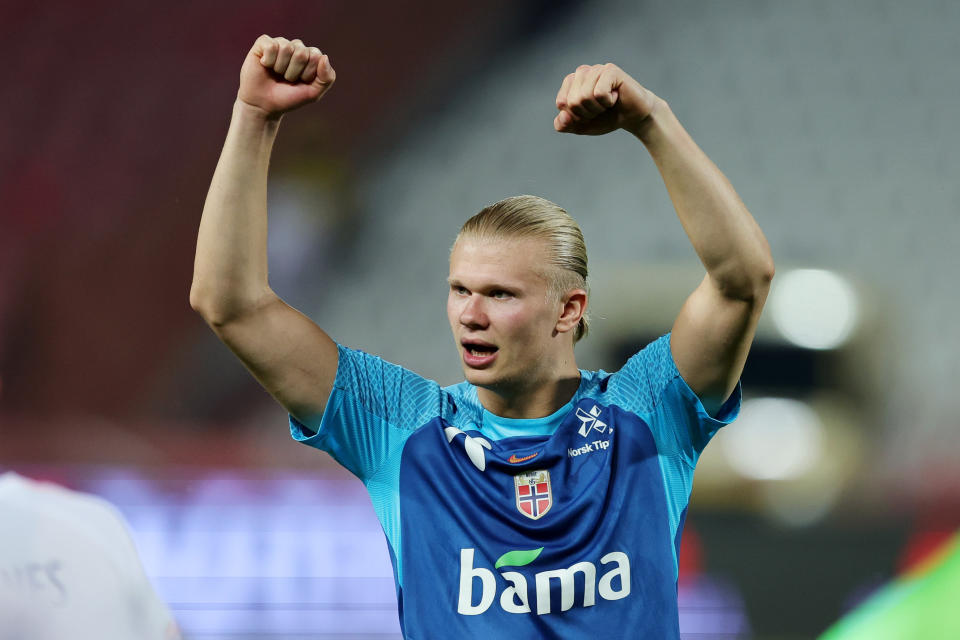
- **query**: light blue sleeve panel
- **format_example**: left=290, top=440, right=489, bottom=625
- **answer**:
left=289, top=344, right=446, bottom=482
left=605, top=333, right=741, bottom=577
left=289, top=345, right=448, bottom=585
left=606, top=333, right=740, bottom=466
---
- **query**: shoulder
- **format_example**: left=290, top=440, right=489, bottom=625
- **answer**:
left=580, top=334, right=674, bottom=384
left=320, top=344, right=485, bottom=436
left=333, top=344, right=445, bottom=408
left=2, top=473, right=113, bottom=521
left=620, top=334, right=676, bottom=382
left=0, top=473, right=143, bottom=565
left=578, top=334, right=678, bottom=414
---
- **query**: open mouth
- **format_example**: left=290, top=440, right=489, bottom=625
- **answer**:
left=461, top=340, right=499, bottom=366
left=464, top=343, right=498, bottom=357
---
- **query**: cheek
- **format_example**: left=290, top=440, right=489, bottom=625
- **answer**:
left=447, top=291, right=464, bottom=323
left=446, top=293, right=460, bottom=325
left=500, top=305, right=547, bottom=340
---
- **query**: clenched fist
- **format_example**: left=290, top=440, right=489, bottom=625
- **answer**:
left=554, top=63, right=659, bottom=137
left=237, top=35, right=336, bottom=117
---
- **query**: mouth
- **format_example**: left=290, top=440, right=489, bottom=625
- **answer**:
left=461, top=340, right=499, bottom=368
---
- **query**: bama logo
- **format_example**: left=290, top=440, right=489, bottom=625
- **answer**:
left=456, top=547, right=630, bottom=616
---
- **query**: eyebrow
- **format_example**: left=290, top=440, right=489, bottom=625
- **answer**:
left=447, top=278, right=524, bottom=295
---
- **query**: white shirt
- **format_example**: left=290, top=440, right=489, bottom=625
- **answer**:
left=0, top=472, right=179, bottom=640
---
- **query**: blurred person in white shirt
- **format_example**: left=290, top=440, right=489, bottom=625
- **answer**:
left=0, top=471, right=179, bottom=640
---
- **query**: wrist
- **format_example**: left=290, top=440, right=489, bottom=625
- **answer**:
left=625, top=97, right=674, bottom=143
left=225, top=99, right=283, bottom=154
left=233, top=98, right=284, bottom=126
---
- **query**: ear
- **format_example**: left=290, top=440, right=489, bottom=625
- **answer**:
left=555, top=289, right=588, bottom=335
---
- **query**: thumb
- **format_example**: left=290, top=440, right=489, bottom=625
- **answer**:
left=597, top=88, right=619, bottom=109
left=594, top=64, right=625, bottom=108
left=553, top=111, right=590, bottom=134
left=554, top=110, right=588, bottom=134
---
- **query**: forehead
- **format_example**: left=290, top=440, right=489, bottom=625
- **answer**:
left=448, top=236, right=551, bottom=287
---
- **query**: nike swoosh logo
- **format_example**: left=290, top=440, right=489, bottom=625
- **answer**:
left=507, top=452, right=539, bottom=464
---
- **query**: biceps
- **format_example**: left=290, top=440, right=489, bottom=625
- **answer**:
left=211, top=296, right=339, bottom=424
left=670, top=275, right=766, bottom=408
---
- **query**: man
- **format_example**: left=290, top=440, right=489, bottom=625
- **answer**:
left=191, top=35, right=773, bottom=638
left=0, top=472, right=180, bottom=640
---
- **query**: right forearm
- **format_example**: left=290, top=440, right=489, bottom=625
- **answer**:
left=191, top=100, right=282, bottom=323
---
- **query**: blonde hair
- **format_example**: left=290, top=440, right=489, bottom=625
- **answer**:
left=455, top=195, right=590, bottom=342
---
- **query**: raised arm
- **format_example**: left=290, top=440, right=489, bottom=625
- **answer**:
left=190, top=35, right=339, bottom=426
left=554, top=64, right=774, bottom=413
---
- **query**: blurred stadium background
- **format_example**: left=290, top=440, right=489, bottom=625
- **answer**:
left=2, top=0, right=959, bottom=637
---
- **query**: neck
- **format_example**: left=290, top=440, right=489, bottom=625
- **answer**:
left=476, top=366, right=581, bottom=419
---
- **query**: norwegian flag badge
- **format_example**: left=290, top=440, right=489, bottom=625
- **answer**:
left=514, top=469, right=553, bottom=520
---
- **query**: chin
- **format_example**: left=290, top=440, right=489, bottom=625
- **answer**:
left=461, top=367, right=502, bottom=390
left=462, top=367, right=491, bottom=384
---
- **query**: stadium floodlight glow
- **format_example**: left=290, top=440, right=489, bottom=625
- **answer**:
left=720, top=397, right=823, bottom=481
left=770, top=269, right=858, bottom=350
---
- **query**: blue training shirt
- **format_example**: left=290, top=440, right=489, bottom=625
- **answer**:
left=290, top=333, right=740, bottom=639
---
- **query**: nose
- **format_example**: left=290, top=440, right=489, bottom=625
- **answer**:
left=459, top=293, right=488, bottom=329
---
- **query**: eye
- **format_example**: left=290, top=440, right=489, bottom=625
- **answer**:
left=490, top=290, right=513, bottom=300
left=451, top=285, right=469, bottom=296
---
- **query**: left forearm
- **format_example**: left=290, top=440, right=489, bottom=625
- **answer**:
left=631, top=100, right=774, bottom=301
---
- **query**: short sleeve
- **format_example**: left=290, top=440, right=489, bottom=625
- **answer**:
left=606, top=333, right=741, bottom=467
left=289, top=344, right=446, bottom=481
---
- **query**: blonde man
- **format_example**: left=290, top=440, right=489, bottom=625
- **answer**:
left=191, top=35, right=773, bottom=639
